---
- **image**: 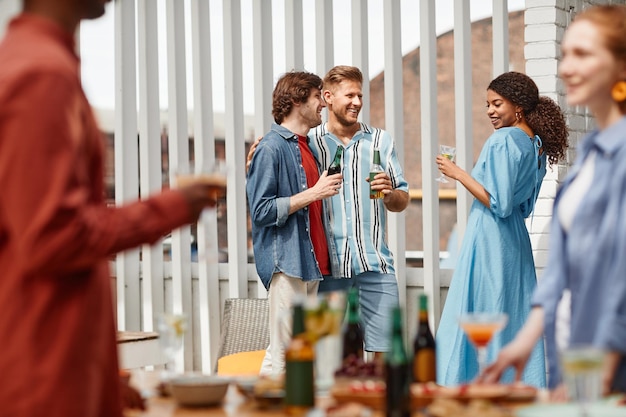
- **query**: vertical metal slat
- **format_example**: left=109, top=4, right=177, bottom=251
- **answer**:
left=420, top=0, right=441, bottom=330
left=114, top=0, right=140, bottom=331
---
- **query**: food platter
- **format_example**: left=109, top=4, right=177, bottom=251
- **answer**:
left=330, top=380, right=538, bottom=410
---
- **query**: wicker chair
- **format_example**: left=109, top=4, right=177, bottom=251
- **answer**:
left=214, top=298, right=269, bottom=373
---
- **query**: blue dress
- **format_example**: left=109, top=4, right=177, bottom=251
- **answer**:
left=436, top=127, right=547, bottom=387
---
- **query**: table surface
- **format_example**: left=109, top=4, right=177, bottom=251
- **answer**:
left=124, top=371, right=370, bottom=417
left=124, top=371, right=554, bottom=417
left=118, top=331, right=159, bottom=343
left=124, top=383, right=341, bottom=417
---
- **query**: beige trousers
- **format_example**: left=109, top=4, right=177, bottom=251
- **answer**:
left=259, top=272, right=319, bottom=375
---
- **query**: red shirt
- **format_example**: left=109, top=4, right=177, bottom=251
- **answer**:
left=297, top=135, right=331, bottom=275
left=0, top=14, right=191, bottom=417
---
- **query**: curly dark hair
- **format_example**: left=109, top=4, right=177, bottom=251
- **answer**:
left=272, top=71, right=323, bottom=124
left=488, top=72, right=568, bottom=166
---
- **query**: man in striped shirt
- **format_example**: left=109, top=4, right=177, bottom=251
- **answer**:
left=309, top=66, right=410, bottom=360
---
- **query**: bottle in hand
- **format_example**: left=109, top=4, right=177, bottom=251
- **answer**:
left=342, top=287, right=364, bottom=361
left=412, top=293, right=436, bottom=383
left=328, top=146, right=343, bottom=175
left=285, top=302, right=315, bottom=415
left=369, top=148, right=384, bottom=199
left=385, top=307, right=410, bottom=417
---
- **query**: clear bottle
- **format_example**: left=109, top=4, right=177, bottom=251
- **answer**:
left=327, top=146, right=343, bottom=175
left=369, top=148, right=384, bottom=199
left=412, top=293, right=436, bottom=383
left=285, top=302, right=315, bottom=415
left=385, top=307, right=410, bottom=417
left=342, top=287, right=364, bottom=361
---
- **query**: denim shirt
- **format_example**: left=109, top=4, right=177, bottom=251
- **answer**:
left=246, top=123, right=340, bottom=290
left=532, top=116, right=626, bottom=388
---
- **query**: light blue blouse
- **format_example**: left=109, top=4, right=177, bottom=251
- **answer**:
left=532, top=116, right=626, bottom=388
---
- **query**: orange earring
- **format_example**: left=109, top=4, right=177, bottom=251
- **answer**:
left=612, top=81, right=626, bottom=102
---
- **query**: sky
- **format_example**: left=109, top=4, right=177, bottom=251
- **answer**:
left=79, top=0, right=524, bottom=113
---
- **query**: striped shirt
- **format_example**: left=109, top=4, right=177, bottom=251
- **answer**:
left=309, top=123, right=409, bottom=278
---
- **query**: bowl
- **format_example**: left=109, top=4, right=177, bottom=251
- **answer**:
left=234, top=375, right=259, bottom=398
left=169, top=374, right=231, bottom=407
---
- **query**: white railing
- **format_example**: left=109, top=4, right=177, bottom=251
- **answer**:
left=113, top=0, right=515, bottom=374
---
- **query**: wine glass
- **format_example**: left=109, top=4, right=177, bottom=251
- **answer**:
left=436, top=145, right=456, bottom=183
left=560, top=346, right=604, bottom=417
left=458, top=312, right=508, bottom=377
left=156, top=313, right=187, bottom=381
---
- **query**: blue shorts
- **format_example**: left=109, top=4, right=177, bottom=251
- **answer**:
left=319, top=272, right=399, bottom=352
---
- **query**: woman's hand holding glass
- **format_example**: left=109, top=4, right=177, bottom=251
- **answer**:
left=435, top=145, right=457, bottom=183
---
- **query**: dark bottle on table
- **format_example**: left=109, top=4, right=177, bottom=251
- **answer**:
left=385, top=307, right=410, bottom=417
left=412, top=293, right=436, bottom=383
left=369, top=148, right=384, bottom=199
left=342, top=287, right=364, bottom=360
left=328, top=146, right=343, bottom=175
left=285, top=302, right=315, bottom=415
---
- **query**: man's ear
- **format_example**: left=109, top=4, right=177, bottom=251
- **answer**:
left=323, top=89, right=332, bottom=104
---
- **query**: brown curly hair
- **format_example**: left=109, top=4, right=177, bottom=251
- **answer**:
left=488, top=71, right=568, bottom=166
left=272, top=71, right=323, bottom=124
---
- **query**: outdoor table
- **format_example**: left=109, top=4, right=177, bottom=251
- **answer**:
left=124, top=370, right=341, bottom=417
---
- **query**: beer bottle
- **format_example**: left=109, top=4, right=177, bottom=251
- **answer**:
left=285, top=302, right=315, bottom=415
left=328, top=146, right=343, bottom=175
left=369, top=148, right=384, bottom=199
left=342, top=287, right=364, bottom=360
left=412, top=293, right=436, bottom=383
left=385, top=307, right=410, bottom=417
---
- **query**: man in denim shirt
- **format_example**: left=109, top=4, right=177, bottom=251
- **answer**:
left=247, top=71, right=342, bottom=374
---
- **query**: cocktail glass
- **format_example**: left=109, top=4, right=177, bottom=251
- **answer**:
left=458, top=312, right=508, bottom=376
left=561, top=346, right=604, bottom=417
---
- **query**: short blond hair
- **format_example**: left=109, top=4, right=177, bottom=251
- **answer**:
left=323, top=66, right=363, bottom=92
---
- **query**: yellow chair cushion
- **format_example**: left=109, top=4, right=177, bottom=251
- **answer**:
left=217, top=350, right=265, bottom=376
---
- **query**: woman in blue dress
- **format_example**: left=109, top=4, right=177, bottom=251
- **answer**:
left=435, top=72, right=569, bottom=387
left=482, top=5, right=626, bottom=395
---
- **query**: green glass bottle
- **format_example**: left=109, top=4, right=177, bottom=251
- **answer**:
left=412, top=294, right=436, bottom=383
left=369, top=148, right=384, bottom=199
left=342, top=287, right=364, bottom=360
left=328, top=146, right=343, bottom=175
left=285, top=303, right=315, bottom=415
left=385, top=307, right=410, bottom=417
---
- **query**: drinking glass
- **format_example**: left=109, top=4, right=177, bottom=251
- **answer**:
left=156, top=313, right=187, bottom=381
left=175, top=161, right=228, bottom=263
left=561, top=346, right=604, bottom=417
left=174, top=161, right=227, bottom=202
left=436, top=145, right=456, bottom=183
left=458, top=312, right=508, bottom=376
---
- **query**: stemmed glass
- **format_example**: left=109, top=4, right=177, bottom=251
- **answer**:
left=561, top=346, right=604, bottom=417
left=156, top=313, right=187, bottom=381
left=436, top=145, right=456, bottom=183
left=458, top=312, right=508, bottom=376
